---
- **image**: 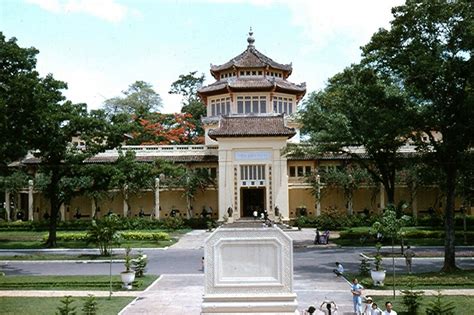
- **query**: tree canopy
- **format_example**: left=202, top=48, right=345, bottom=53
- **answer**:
left=104, top=80, right=162, bottom=118
left=362, top=0, right=473, bottom=272
left=169, top=71, right=206, bottom=140
left=300, top=64, right=415, bottom=204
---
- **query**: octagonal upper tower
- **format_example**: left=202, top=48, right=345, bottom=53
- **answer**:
left=199, top=29, right=306, bottom=145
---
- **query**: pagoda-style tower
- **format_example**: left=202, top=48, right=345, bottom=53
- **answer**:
left=198, top=29, right=306, bottom=221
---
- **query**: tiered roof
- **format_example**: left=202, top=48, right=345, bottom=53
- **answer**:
left=198, top=29, right=306, bottom=98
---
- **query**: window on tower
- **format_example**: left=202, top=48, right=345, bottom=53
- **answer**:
left=237, top=96, right=267, bottom=114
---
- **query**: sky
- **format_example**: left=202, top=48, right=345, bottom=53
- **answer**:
left=1, top=0, right=404, bottom=113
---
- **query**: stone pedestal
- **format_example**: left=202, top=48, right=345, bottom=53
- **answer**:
left=202, top=225, right=298, bottom=314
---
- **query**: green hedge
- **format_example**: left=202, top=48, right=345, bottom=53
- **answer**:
left=42, top=231, right=170, bottom=242
left=339, top=228, right=474, bottom=241
left=0, top=216, right=215, bottom=231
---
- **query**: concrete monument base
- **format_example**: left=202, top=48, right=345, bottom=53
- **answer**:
left=201, top=224, right=298, bottom=314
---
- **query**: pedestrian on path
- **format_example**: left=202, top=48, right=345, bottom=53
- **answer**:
left=382, top=301, right=397, bottom=315
left=370, top=303, right=382, bottom=315
left=319, top=299, right=338, bottom=315
left=362, top=296, right=373, bottom=315
left=304, top=306, right=316, bottom=314
left=351, top=278, right=364, bottom=315
left=333, top=262, right=344, bottom=276
left=404, top=245, right=415, bottom=274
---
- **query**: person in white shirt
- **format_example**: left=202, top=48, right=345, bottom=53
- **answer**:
left=333, top=262, right=344, bottom=276
left=370, top=303, right=382, bottom=315
left=382, top=301, right=397, bottom=315
left=362, top=296, right=373, bottom=315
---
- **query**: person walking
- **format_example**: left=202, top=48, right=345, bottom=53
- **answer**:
left=404, top=245, right=415, bottom=274
left=319, top=299, right=338, bottom=315
left=351, top=278, right=364, bottom=314
left=370, top=303, right=382, bottom=315
left=382, top=301, right=397, bottom=315
left=362, top=296, right=373, bottom=315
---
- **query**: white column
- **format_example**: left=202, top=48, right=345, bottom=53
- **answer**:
left=316, top=175, right=321, bottom=216
left=379, top=183, right=385, bottom=211
left=59, top=204, right=65, bottom=221
left=91, top=199, right=96, bottom=219
left=5, top=191, right=10, bottom=222
left=154, top=178, right=160, bottom=220
left=28, top=180, right=34, bottom=221
left=412, top=186, right=418, bottom=218
left=123, top=185, right=129, bottom=218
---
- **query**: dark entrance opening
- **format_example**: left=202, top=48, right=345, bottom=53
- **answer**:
left=241, top=187, right=265, bottom=217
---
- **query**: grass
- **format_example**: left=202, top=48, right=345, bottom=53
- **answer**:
left=0, top=230, right=179, bottom=249
left=350, top=269, right=474, bottom=289
left=0, top=296, right=134, bottom=315
left=0, top=274, right=158, bottom=291
left=370, top=295, right=474, bottom=315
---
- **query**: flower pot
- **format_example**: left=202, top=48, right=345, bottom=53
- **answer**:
left=370, top=270, right=386, bottom=286
left=121, top=271, right=136, bottom=290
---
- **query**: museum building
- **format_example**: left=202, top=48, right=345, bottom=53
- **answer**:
left=5, top=31, right=461, bottom=222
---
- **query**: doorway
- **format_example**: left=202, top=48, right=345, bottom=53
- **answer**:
left=241, top=187, right=265, bottom=217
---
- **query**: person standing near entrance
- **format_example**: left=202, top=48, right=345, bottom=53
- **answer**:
left=404, top=245, right=415, bottom=274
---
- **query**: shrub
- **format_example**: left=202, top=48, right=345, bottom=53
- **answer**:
left=132, top=250, right=148, bottom=277
left=425, top=290, right=455, bottom=315
left=42, top=232, right=88, bottom=242
left=56, top=295, right=76, bottom=315
left=120, top=231, right=170, bottom=241
left=161, top=216, right=185, bottom=230
left=184, top=217, right=213, bottom=229
left=359, top=258, right=371, bottom=276
left=81, top=294, right=98, bottom=315
left=86, top=214, right=121, bottom=256
left=401, top=284, right=424, bottom=314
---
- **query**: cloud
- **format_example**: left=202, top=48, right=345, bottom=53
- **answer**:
left=25, top=0, right=139, bottom=23
left=285, top=0, right=404, bottom=52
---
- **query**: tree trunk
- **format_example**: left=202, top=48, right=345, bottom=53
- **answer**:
left=441, top=165, right=458, bottom=272
left=347, top=191, right=353, bottom=215
left=46, top=168, right=61, bottom=248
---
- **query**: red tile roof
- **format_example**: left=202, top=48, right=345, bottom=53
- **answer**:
left=199, top=77, right=306, bottom=96
left=208, top=114, right=296, bottom=140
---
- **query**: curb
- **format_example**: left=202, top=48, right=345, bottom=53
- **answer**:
left=0, top=260, right=124, bottom=264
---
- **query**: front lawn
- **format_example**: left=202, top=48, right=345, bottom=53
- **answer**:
left=370, top=295, right=474, bottom=315
left=0, top=274, right=158, bottom=291
left=0, top=230, right=181, bottom=249
left=350, top=269, right=474, bottom=289
left=0, top=296, right=134, bottom=315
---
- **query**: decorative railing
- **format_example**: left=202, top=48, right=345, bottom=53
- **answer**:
left=98, top=145, right=218, bottom=156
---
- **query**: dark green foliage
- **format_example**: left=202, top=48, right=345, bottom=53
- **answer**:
left=401, top=284, right=424, bottom=314
left=359, top=258, right=371, bottom=276
left=161, top=217, right=185, bottom=230
left=56, top=295, right=76, bottom=315
left=169, top=71, right=206, bottom=138
left=86, top=214, right=121, bottom=256
left=132, top=250, right=147, bottom=277
left=81, top=295, right=98, bottom=315
left=425, top=291, right=455, bottom=315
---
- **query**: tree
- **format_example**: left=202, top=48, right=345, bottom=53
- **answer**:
left=169, top=71, right=206, bottom=140
left=300, top=64, right=415, bottom=204
left=0, top=33, right=49, bottom=171
left=104, top=81, right=162, bottom=118
left=320, top=165, right=371, bottom=215
left=110, top=151, right=156, bottom=217
left=130, top=112, right=201, bottom=145
left=362, top=0, right=473, bottom=272
left=1, top=33, right=125, bottom=246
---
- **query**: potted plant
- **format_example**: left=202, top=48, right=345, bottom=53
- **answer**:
left=120, top=246, right=135, bottom=289
left=370, top=243, right=386, bottom=286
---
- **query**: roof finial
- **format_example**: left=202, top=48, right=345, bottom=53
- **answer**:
left=247, top=27, right=255, bottom=47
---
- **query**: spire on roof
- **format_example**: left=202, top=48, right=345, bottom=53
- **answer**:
left=247, top=27, right=255, bottom=47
